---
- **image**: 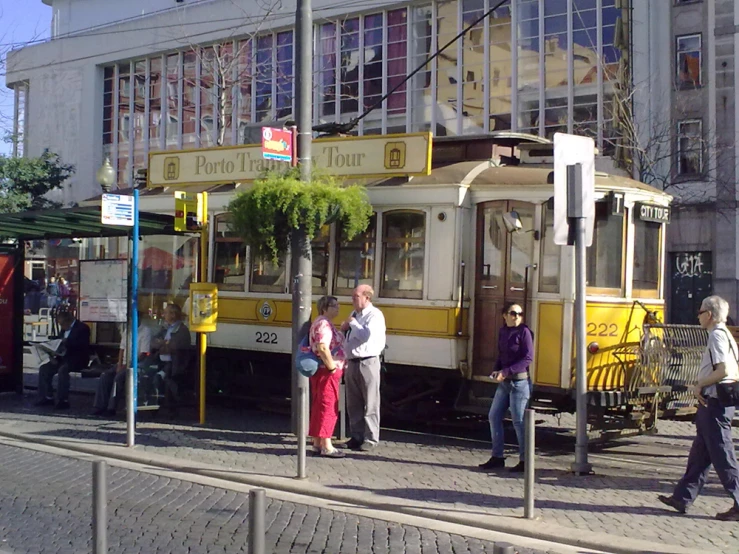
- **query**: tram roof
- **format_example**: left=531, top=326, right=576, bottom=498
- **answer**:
left=0, top=206, right=178, bottom=240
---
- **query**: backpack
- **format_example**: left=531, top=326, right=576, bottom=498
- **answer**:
left=294, top=334, right=340, bottom=378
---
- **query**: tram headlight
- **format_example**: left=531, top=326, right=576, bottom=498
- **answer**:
left=587, top=341, right=600, bottom=355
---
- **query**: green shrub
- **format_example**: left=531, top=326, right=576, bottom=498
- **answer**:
left=227, top=168, right=372, bottom=262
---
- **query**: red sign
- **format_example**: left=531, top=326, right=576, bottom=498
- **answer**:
left=261, top=127, right=294, bottom=163
left=0, top=255, right=15, bottom=375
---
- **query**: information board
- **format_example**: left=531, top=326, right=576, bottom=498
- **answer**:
left=79, top=259, right=128, bottom=322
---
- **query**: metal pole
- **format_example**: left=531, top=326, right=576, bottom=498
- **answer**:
left=493, top=543, right=514, bottom=554
left=568, top=164, right=593, bottom=475
left=92, top=460, right=107, bottom=554
left=127, top=189, right=140, bottom=448
left=292, top=0, right=313, bottom=475
left=199, top=193, right=209, bottom=425
left=248, top=488, right=266, bottom=554
left=524, top=408, right=535, bottom=519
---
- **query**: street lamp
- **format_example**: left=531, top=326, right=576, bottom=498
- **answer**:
left=96, top=157, right=116, bottom=193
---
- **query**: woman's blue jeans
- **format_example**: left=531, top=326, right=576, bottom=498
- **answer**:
left=489, top=379, right=531, bottom=460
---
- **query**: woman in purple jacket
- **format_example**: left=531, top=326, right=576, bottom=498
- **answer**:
left=479, top=302, right=534, bottom=473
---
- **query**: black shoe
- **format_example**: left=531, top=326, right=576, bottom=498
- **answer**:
left=91, top=408, right=106, bottom=416
left=103, top=409, right=117, bottom=418
left=54, top=401, right=70, bottom=410
left=508, top=461, right=525, bottom=473
left=658, top=494, right=687, bottom=514
left=359, top=441, right=377, bottom=452
left=478, top=456, right=506, bottom=470
left=35, top=398, right=54, bottom=407
left=715, top=505, right=739, bottom=521
left=343, top=438, right=363, bottom=450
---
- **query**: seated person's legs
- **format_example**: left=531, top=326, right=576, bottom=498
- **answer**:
left=55, top=363, right=71, bottom=406
left=111, top=370, right=127, bottom=411
left=36, top=360, right=59, bottom=405
left=92, top=368, right=116, bottom=413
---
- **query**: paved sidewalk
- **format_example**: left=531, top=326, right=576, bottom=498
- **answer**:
left=0, top=392, right=736, bottom=554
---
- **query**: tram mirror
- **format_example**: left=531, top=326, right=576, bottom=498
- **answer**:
left=501, top=210, right=523, bottom=233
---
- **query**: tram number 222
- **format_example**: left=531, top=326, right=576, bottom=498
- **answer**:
left=586, top=322, right=618, bottom=337
left=255, top=331, right=278, bottom=344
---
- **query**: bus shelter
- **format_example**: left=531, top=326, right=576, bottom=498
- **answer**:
left=0, top=206, right=191, bottom=408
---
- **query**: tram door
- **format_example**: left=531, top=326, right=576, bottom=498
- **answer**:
left=473, top=201, right=535, bottom=377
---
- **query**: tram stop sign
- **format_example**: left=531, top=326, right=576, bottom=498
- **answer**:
left=553, top=133, right=595, bottom=247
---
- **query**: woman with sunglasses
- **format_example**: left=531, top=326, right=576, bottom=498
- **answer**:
left=479, top=302, right=533, bottom=473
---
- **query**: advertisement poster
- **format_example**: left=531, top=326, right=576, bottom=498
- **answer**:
left=0, top=254, right=15, bottom=375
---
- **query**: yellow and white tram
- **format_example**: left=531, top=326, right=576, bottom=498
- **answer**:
left=136, top=133, right=671, bottom=431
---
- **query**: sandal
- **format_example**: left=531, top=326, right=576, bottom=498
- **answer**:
left=320, top=448, right=346, bottom=458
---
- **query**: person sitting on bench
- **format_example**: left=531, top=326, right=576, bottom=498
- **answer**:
left=145, top=304, right=191, bottom=415
left=92, top=312, right=153, bottom=417
left=36, top=310, right=91, bottom=410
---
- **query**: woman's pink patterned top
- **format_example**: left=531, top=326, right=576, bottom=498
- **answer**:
left=309, top=316, right=346, bottom=371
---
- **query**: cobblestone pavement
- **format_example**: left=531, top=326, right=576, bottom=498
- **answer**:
left=1, top=391, right=738, bottom=553
left=0, top=442, right=544, bottom=554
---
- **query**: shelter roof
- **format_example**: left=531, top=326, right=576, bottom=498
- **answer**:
left=0, top=206, right=178, bottom=240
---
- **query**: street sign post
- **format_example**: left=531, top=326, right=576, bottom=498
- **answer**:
left=553, top=133, right=595, bottom=247
left=553, top=133, right=595, bottom=476
left=101, top=194, right=134, bottom=227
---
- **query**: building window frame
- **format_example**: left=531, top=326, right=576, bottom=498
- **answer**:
left=677, top=119, right=703, bottom=176
left=676, top=33, right=702, bottom=88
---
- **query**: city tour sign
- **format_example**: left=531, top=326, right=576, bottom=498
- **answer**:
left=147, top=133, right=432, bottom=187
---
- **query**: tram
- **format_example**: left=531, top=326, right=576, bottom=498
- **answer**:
left=135, top=133, right=671, bottom=433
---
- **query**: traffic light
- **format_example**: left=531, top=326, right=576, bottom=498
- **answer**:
left=174, top=191, right=205, bottom=232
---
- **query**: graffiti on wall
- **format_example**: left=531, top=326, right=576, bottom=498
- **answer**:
left=674, top=252, right=707, bottom=279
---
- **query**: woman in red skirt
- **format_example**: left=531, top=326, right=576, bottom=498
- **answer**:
left=309, top=295, right=346, bottom=458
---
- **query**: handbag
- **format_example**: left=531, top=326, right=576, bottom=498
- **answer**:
left=709, top=328, right=739, bottom=408
left=294, top=335, right=340, bottom=378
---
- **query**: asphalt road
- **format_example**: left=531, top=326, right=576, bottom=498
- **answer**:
left=0, top=443, right=549, bottom=554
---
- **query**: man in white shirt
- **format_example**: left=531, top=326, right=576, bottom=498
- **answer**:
left=341, top=284, right=386, bottom=451
left=92, top=313, right=153, bottom=416
left=659, top=295, right=739, bottom=521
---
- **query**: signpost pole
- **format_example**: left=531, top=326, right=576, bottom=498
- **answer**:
left=293, top=0, right=312, bottom=480
left=127, top=189, right=140, bottom=448
left=567, top=164, right=592, bottom=475
left=199, top=193, right=209, bottom=425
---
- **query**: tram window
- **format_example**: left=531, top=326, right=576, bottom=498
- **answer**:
left=586, top=202, right=624, bottom=293
left=250, top=252, right=287, bottom=293
left=213, top=215, right=246, bottom=291
left=633, top=218, right=661, bottom=297
left=381, top=211, right=425, bottom=299
left=334, top=214, right=376, bottom=296
left=539, top=203, right=560, bottom=293
left=312, top=225, right=330, bottom=294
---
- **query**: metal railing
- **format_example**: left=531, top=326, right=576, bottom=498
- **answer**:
left=641, top=324, right=708, bottom=411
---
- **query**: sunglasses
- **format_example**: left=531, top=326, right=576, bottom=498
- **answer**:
left=698, top=310, right=709, bottom=316
left=508, top=311, right=523, bottom=317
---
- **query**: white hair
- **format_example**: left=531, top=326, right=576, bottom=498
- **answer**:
left=701, top=295, right=729, bottom=324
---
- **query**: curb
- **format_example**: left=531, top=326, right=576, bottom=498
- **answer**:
left=0, top=428, right=706, bottom=554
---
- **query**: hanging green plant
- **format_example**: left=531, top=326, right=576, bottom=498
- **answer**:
left=226, top=167, right=373, bottom=262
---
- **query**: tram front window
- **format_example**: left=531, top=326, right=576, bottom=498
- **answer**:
left=250, top=253, right=287, bottom=293
left=586, top=201, right=623, bottom=293
left=633, top=218, right=661, bottom=297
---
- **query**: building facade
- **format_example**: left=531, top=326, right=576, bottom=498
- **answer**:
left=9, top=0, right=630, bottom=197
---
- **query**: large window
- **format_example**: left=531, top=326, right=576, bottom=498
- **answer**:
left=586, top=202, right=623, bottom=293
left=250, top=253, right=287, bottom=293
left=213, top=215, right=246, bottom=291
left=539, top=203, right=560, bottom=293
left=334, top=215, right=377, bottom=295
left=633, top=218, right=661, bottom=298
left=676, top=34, right=701, bottom=87
left=381, top=211, right=425, bottom=299
left=677, top=119, right=703, bottom=175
